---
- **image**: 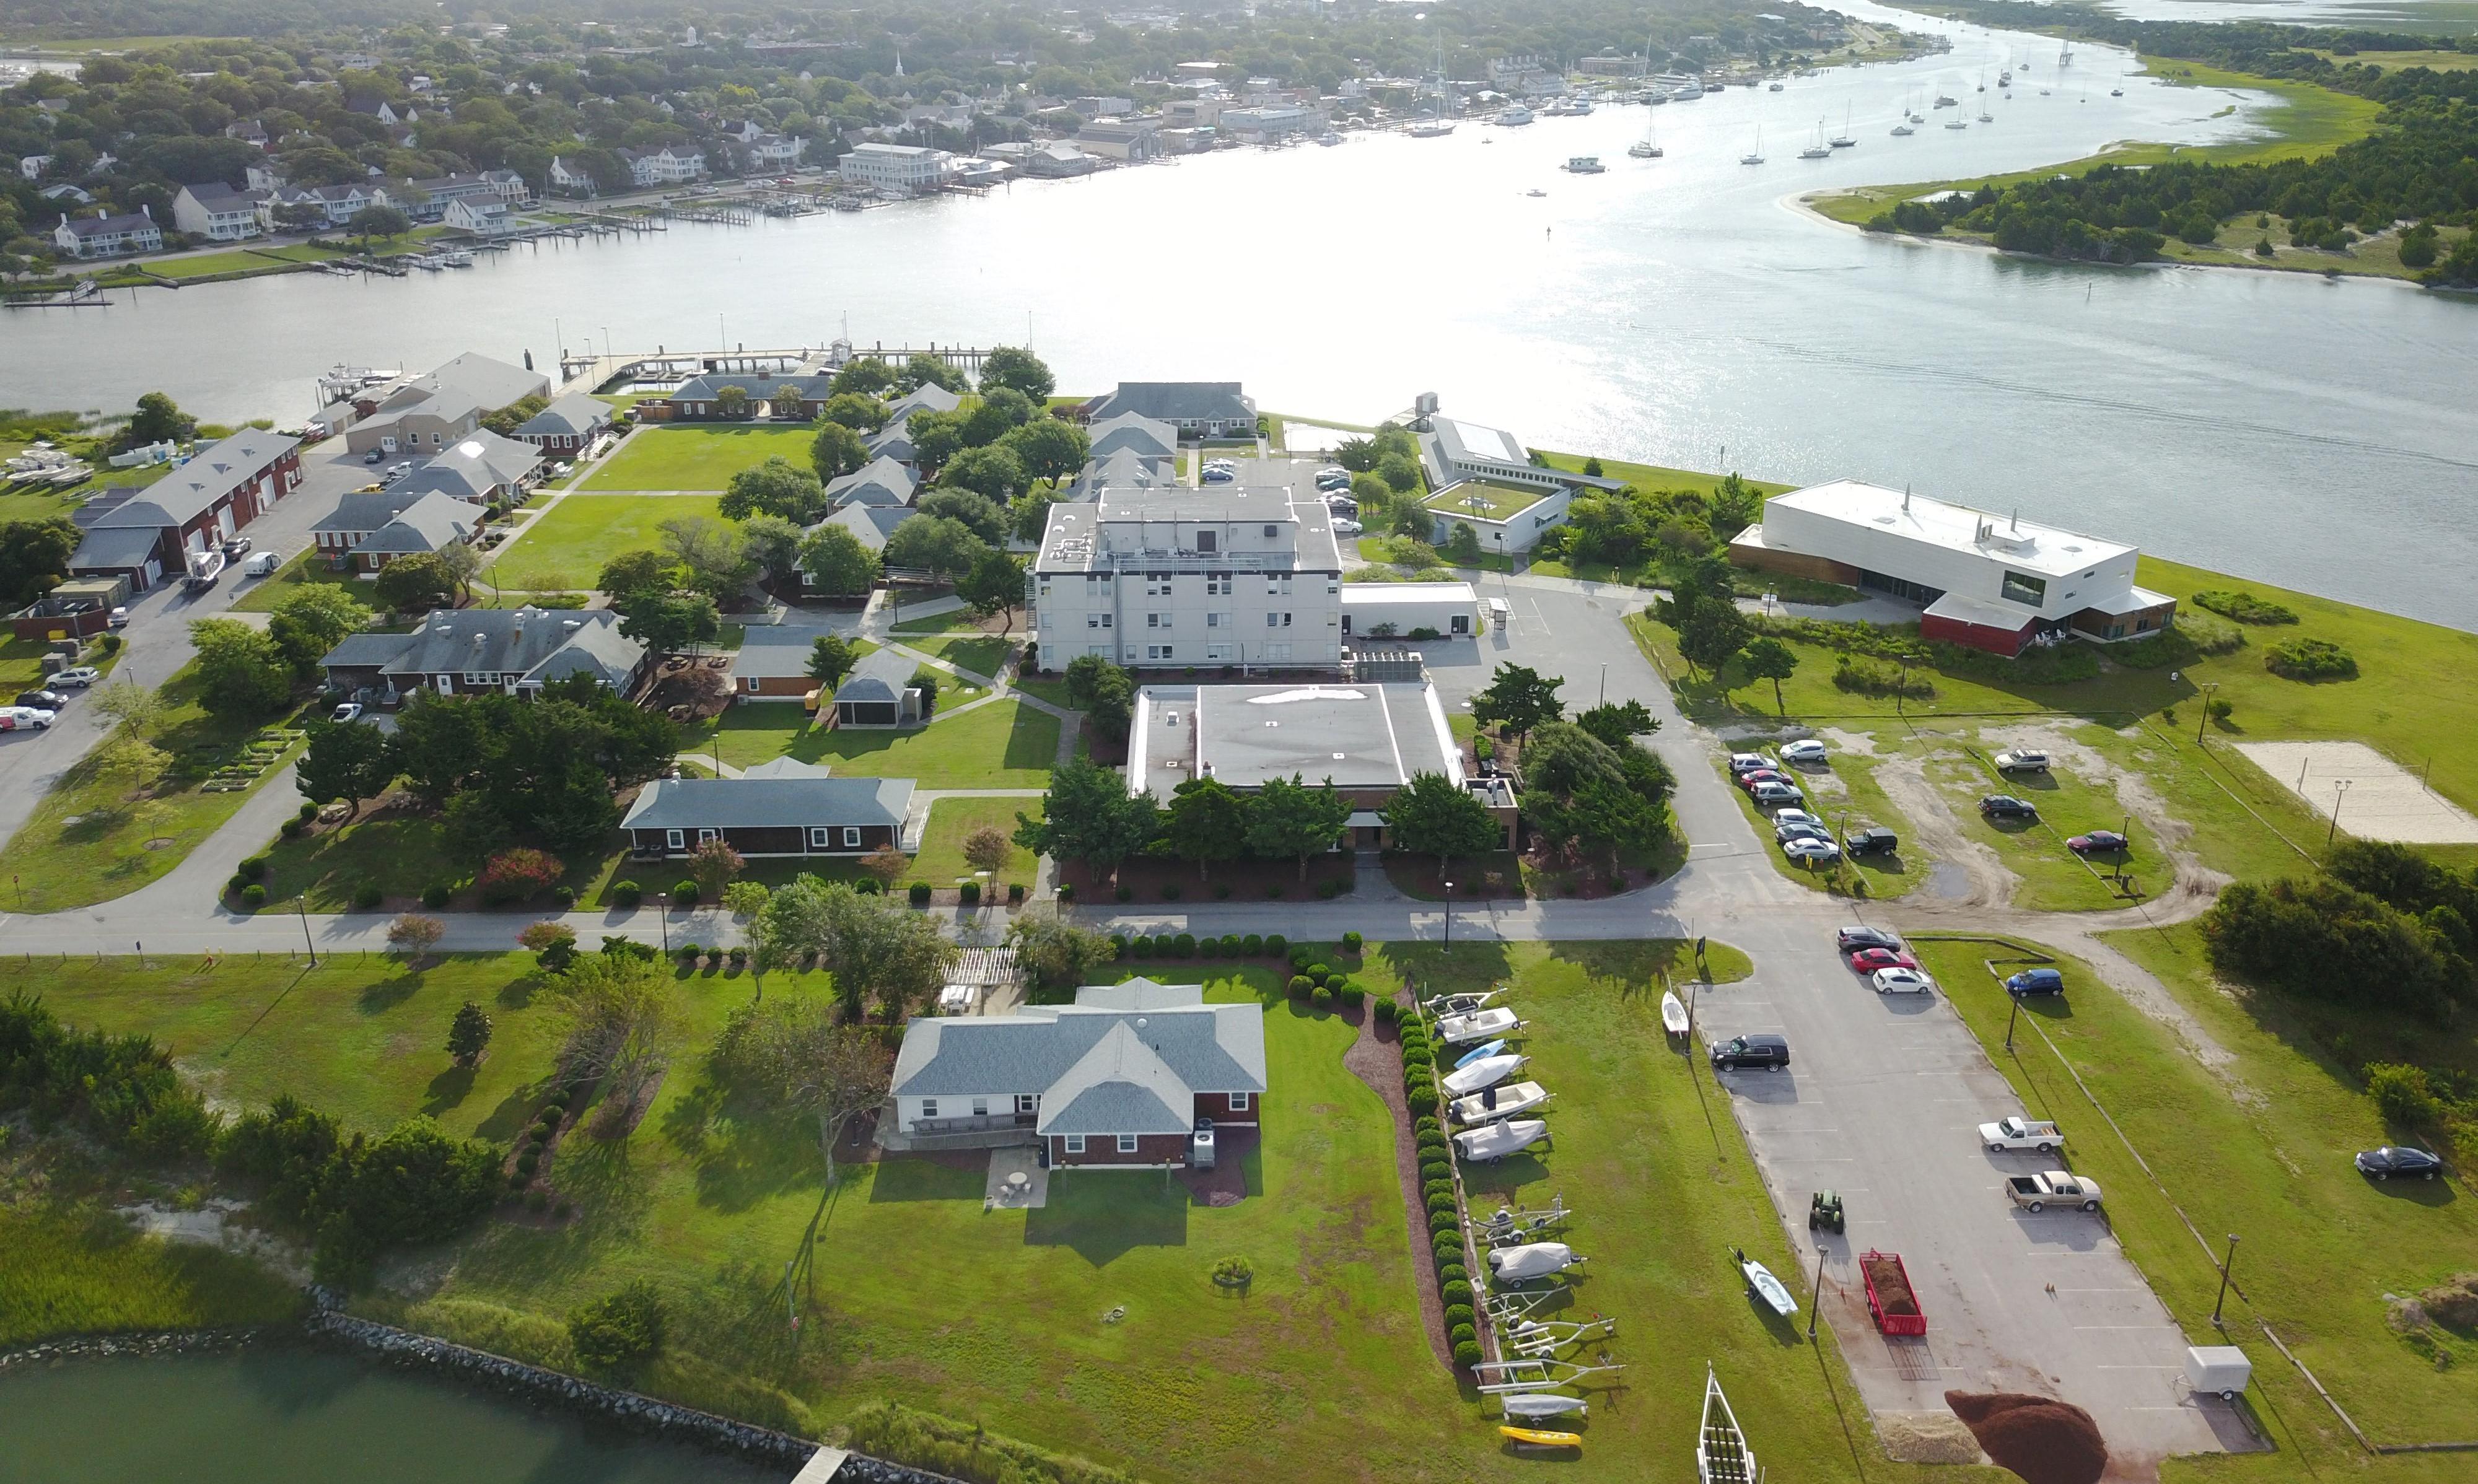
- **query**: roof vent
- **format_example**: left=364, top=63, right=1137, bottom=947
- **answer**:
left=1135, top=1017, right=1148, bottom=1029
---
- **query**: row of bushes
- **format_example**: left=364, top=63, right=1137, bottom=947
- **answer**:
left=1831, top=653, right=1937, bottom=699
left=1401, top=1011, right=1484, bottom=1367
left=1, top=990, right=216, bottom=1159
left=1109, top=931, right=1290, bottom=961
left=2265, top=636, right=2357, bottom=680
left=2192, top=588, right=2299, bottom=625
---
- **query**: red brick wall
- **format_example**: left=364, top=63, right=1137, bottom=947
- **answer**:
left=1049, top=1133, right=1190, bottom=1167
left=1193, top=1091, right=1259, bottom=1126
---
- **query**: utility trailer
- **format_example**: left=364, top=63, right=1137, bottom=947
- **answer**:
left=1858, top=1249, right=1925, bottom=1336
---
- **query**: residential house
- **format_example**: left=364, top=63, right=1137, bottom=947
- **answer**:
left=1128, top=679, right=1517, bottom=851
left=1079, top=382, right=1256, bottom=440
left=343, top=352, right=549, bottom=456
left=443, top=196, right=516, bottom=235
left=1075, top=119, right=1162, bottom=162
left=617, top=145, right=706, bottom=186
left=887, top=980, right=1267, bottom=1169
left=319, top=607, right=649, bottom=701
left=343, top=491, right=480, bottom=570
left=510, top=393, right=614, bottom=455
left=838, top=142, right=957, bottom=195
left=405, top=171, right=529, bottom=216
left=171, top=184, right=267, bottom=242
left=730, top=628, right=833, bottom=700
left=388, top=431, right=543, bottom=507
left=744, top=132, right=807, bottom=169
left=53, top=206, right=162, bottom=259
left=19, top=154, right=50, bottom=180
left=1086, top=412, right=1178, bottom=464
left=883, top=383, right=961, bottom=422
left=1021, top=143, right=1096, bottom=178
left=245, top=160, right=286, bottom=193
left=865, top=420, right=919, bottom=469
left=803, top=502, right=908, bottom=562
left=37, top=183, right=93, bottom=206
left=311, top=487, right=479, bottom=569
left=621, top=760, right=913, bottom=858
left=66, top=430, right=303, bottom=589
left=547, top=155, right=600, bottom=194
left=827, top=456, right=916, bottom=510
left=225, top=119, right=270, bottom=149
left=646, top=370, right=833, bottom=422
left=831, top=648, right=924, bottom=727
left=1061, top=447, right=1171, bottom=504
left=261, top=182, right=396, bottom=229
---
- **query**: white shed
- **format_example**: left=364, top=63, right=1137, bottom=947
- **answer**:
left=1340, top=581, right=1478, bottom=639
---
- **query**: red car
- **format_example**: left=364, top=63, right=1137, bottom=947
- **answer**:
left=1738, top=769, right=1788, bottom=790
left=1847, top=947, right=1920, bottom=973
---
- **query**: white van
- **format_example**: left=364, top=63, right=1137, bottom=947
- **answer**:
left=243, top=551, right=284, bottom=578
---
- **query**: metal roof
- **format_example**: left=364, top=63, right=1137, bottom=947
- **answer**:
left=1085, top=382, right=1254, bottom=424
left=621, top=775, right=913, bottom=832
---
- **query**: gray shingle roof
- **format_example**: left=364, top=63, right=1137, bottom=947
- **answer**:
left=668, top=372, right=832, bottom=406
left=514, top=392, right=613, bottom=439
left=732, top=626, right=835, bottom=681
left=620, top=775, right=913, bottom=833
left=67, top=525, right=164, bottom=572
left=890, top=980, right=1267, bottom=1127
left=1038, top=1022, right=1193, bottom=1136
left=833, top=646, right=916, bottom=704
left=826, top=455, right=915, bottom=509
left=1087, top=412, right=1177, bottom=461
left=393, top=430, right=540, bottom=503
left=315, top=488, right=426, bottom=536
left=810, top=502, right=907, bottom=553
left=85, top=429, right=298, bottom=530
left=1085, top=382, right=1254, bottom=424
left=884, top=383, right=961, bottom=421
left=322, top=607, right=644, bottom=688
left=353, top=492, right=476, bottom=556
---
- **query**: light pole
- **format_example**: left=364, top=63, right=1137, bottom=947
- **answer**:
left=1808, top=1249, right=1824, bottom=1340
left=657, top=890, right=670, bottom=953
left=2196, top=681, right=2218, bottom=744
left=297, top=893, right=318, bottom=967
left=2211, top=1233, right=2240, bottom=1328
left=1442, top=880, right=1455, bottom=954
left=1598, top=662, right=1607, bottom=707
left=2004, top=990, right=2021, bottom=1054
left=1894, top=660, right=1909, bottom=717
left=2327, top=779, right=2352, bottom=847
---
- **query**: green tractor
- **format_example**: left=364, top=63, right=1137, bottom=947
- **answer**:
left=1808, top=1189, right=1845, bottom=1235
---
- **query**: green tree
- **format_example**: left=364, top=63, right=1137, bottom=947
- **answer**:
left=883, top=514, right=990, bottom=578
left=958, top=549, right=1027, bottom=634
left=296, top=720, right=396, bottom=820
left=905, top=409, right=965, bottom=471
left=1163, top=775, right=1248, bottom=879
left=1016, top=756, right=1158, bottom=885
left=659, top=515, right=750, bottom=600
left=978, top=345, right=1056, bottom=403
left=704, top=997, right=892, bottom=1185
left=615, top=590, right=720, bottom=657
left=1385, top=770, right=1502, bottom=876
left=796, top=524, right=877, bottom=596
left=1676, top=601, right=1751, bottom=678
left=568, top=1281, right=667, bottom=1376
left=958, top=386, right=1037, bottom=448
left=1245, top=772, right=1353, bottom=880
left=374, top=552, right=457, bottom=614
left=1002, top=417, right=1088, bottom=482
left=750, top=876, right=956, bottom=1021
left=189, top=618, right=292, bottom=718
left=1011, top=487, right=1058, bottom=544
left=738, top=512, right=806, bottom=589
left=898, top=352, right=967, bottom=393
left=719, top=455, right=827, bottom=523
left=818, top=393, right=888, bottom=432
left=713, top=384, right=752, bottom=419
left=1740, top=635, right=1800, bottom=714
left=1472, top=663, right=1563, bottom=743
left=810, top=419, right=869, bottom=479
left=349, top=203, right=412, bottom=246
left=597, top=549, right=676, bottom=598
left=266, top=584, right=371, bottom=679
left=828, top=358, right=894, bottom=398
left=126, top=391, right=197, bottom=448
left=1391, top=500, right=1434, bottom=541
left=1005, top=916, right=1117, bottom=992
left=0, top=516, right=82, bottom=605
left=805, top=634, right=858, bottom=691
left=1574, top=700, right=1658, bottom=749
left=1377, top=452, right=1422, bottom=493
left=1064, top=653, right=1133, bottom=742
left=445, top=1002, right=493, bottom=1068
left=1444, top=523, right=1484, bottom=564
left=916, top=486, right=1009, bottom=545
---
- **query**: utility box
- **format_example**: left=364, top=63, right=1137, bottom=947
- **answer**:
left=1190, top=1119, right=1217, bottom=1171
left=2184, top=1346, right=2251, bottom=1400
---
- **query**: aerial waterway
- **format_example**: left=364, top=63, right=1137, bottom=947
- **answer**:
left=6, top=0, right=2476, bottom=626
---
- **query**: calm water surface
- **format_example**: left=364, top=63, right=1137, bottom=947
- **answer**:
left=0, top=1350, right=784, bottom=1484
left=5, top=3, right=2475, bottom=622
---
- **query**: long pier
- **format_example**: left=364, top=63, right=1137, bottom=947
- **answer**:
left=559, top=340, right=997, bottom=394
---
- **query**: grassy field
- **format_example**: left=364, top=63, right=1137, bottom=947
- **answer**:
left=488, top=492, right=724, bottom=593
left=229, top=547, right=366, bottom=613
left=678, top=697, right=1058, bottom=785
left=1537, top=450, right=1794, bottom=497
left=1906, top=933, right=2478, bottom=1475
left=896, top=634, right=1017, bottom=681
left=0, top=1207, right=302, bottom=1345
left=909, top=796, right=1041, bottom=886
left=581, top=427, right=817, bottom=492
left=2, top=673, right=308, bottom=912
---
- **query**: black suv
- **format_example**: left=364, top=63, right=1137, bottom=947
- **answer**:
left=15, top=688, right=67, bottom=710
left=1710, top=1034, right=1790, bottom=1072
left=1845, top=826, right=1899, bottom=857
left=1980, top=795, right=2039, bottom=821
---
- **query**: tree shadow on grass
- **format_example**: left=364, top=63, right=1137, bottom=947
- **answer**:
left=1378, top=938, right=1515, bottom=1001
left=421, top=1064, right=475, bottom=1120
left=472, top=1083, right=541, bottom=1143
left=1023, top=1174, right=1188, bottom=1265
left=691, top=1115, right=823, bottom=1215
left=865, top=1156, right=984, bottom=1203
left=358, top=971, right=422, bottom=1012
left=1546, top=940, right=1692, bottom=998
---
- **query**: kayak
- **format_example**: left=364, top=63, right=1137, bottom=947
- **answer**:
left=1661, top=991, right=1689, bottom=1036
left=1454, top=1037, right=1508, bottom=1069
left=1499, top=1426, right=1583, bottom=1449
left=1736, top=1247, right=1798, bottom=1316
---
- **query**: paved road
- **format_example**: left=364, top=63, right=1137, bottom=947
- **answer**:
left=0, top=564, right=2243, bottom=1473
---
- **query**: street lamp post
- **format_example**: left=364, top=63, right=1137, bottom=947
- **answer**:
left=2004, top=990, right=2021, bottom=1054
left=2328, top=779, right=2353, bottom=847
left=297, top=893, right=318, bottom=967
left=2211, top=1233, right=2241, bottom=1327
left=1598, top=662, right=1607, bottom=707
left=657, top=891, right=670, bottom=953
left=2196, top=681, right=2218, bottom=744
left=1442, top=881, right=1455, bottom=954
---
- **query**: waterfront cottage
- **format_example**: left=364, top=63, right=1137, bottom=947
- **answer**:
left=1079, top=382, right=1256, bottom=439
left=170, top=184, right=268, bottom=242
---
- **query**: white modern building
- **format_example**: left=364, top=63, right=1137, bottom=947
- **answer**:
left=838, top=142, right=958, bottom=194
left=1412, top=412, right=1578, bottom=556
left=1339, top=581, right=1478, bottom=639
left=1727, top=479, right=2178, bottom=656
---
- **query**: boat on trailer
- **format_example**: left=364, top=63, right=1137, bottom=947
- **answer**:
left=1697, top=1365, right=1756, bottom=1483
left=1437, top=1005, right=1525, bottom=1045
left=1452, top=1080, right=1551, bottom=1127
left=1455, top=1117, right=1550, bottom=1163
left=1502, top=1392, right=1588, bottom=1420
left=1442, top=1053, right=1525, bottom=1098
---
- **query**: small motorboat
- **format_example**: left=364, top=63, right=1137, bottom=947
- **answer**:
left=1443, top=1054, right=1525, bottom=1097
left=1456, top=1117, right=1549, bottom=1163
left=1438, top=1005, right=1523, bottom=1045
left=1454, top=1037, right=1507, bottom=1069
left=1735, top=1247, right=1798, bottom=1316
left=1502, top=1393, right=1588, bottom=1421
left=1499, top=1426, right=1582, bottom=1451
left=1451, top=1080, right=1550, bottom=1127
left=1488, top=1240, right=1581, bottom=1281
left=1525, top=188, right=1546, bottom=198
left=1661, top=992, right=1691, bottom=1037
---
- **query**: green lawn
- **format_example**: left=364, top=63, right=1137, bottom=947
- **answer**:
left=582, top=427, right=818, bottom=492
left=910, top=796, right=1041, bottom=886
left=229, top=547, right=366, bottom=613
left=254, top=805, right=623, bottom=914
left=1908, top=933, right=2478, bottom=1473
left=680, top=697, right=1057, bottom=787
left=1536, top=450, right=1794, bottom=497
left=2, top=671, right=308, bottom=911
left=142, top=248, right=305, bottom=281
left=898, top=634, right=1017, bottom=681
left=488, top=492, right=723, bottom=593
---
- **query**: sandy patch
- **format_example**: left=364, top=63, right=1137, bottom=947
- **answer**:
left=1819, top=727, right=1881, bottom=757
left=118, top=1199, right=310, bottom=1283
left=1875, top=755, right=2015, bottom=911
left=1878, top=1410, right=1989, bottom=1465
left=2232, top=741, right=2478, bottom=845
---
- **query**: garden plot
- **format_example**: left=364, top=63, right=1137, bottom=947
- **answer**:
left=2233, top=740, right=2478, bottom=844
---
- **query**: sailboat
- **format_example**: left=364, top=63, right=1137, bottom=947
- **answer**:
left=1408, top=34, right=1456, bottom=136
left=1798, top=120, right=1830, bottom=159
left=1945, top=110, right=1969, bottom=129
left=2059, top=38, right=2074, bottom=68
left=1697, top=1366, right=1757, bottom=1484
left=1629, top=106, right=1663, bottom=157
left=1829, top=103, right=1856, bottom=147
left=1739, top=127, right=1764, bottom=165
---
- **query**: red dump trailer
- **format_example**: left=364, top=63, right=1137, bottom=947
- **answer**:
left=1859, top=1250, right=1926, bottom=1336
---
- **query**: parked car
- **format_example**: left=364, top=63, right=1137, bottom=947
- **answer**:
left=2005, top=1171, right=2102, bottom=1213
left=2068, top=831, right=2130, bottom=855
left=1201, top=467, right=1235, bottom=484
left=1332, top=518, right=1363, bottom=535
left=1737, top=768, right=1787, bottom=790
left=1784, top=837, right=1842, bottom=865
left=107, top=606, right=129, bottom=629
left=1980, top=795, right=2040, bottom=821
left=1775, top=819, right=1830, bottom=844
left=1836, top=925, right=1902, bottom=952
left=2355, top=1146, right=2443, bottom=1181
left=1315, top=471, right=1352, bottom=490
left=2003, top=967, right=2066, bottom=998
left=48, top=666, right=100, bottom=687
left=1728, top=752, right=1774, bottom=775
left=331, top=702, right=364, bottom=723
left=1845, top=825, right=1899, bottom=857
left=364, top=448, right=386, bottom=465
left=1980, top=1116, right=2064, bottom=1154
left=0, top=707, right=55, bottom=731
left=1847, top=946, right=1920, bottom=973
left=1994, top=750, right=2051, bottom=775
left=1774, top=808, right=1821, bottom=828
left=1779, top=739, right=1829, bottom=764
left=15, top=689, right=68, bottom=710
left=1751, top=781, right=1804, bottom=809
left=221, top=535, right=253, bottom=558
left=242, top=551, right=284, bottom=578
left=1872, top=967, right=1934, bottom=995
left=1710, top=1034, right=1790, bottom=1072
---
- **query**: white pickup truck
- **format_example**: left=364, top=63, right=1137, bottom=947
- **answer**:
left=1978, top=1116, right=2064, bottom=1154
left=2005, top=1171, right=2103, bottom=1212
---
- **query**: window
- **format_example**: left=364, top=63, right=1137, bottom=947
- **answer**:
left=1145, top=644, right=1175, bottom=661
left=1206, top=644, right=1234, bottom=661
left=1263, top=524, right=1277, bottom=538
left=921, top=1099, right=938, bottom=1119
left=1266, top=612, right=1280, bottom=628
left=1230, top=1092, right=1251, bottom=1111
left=1147, top=612, right=1167, bottom=629
left=810, top=826, right=831, bottom=848
left=698, top=828, right=719, bottom=844
left=843, top=826, right=862, bottom=848
left=2000, top=570, right=2048, bottom=606
left=745, top=676, right=760, bottom=692
left=1016, top=1094, right=1037, bottom=1114
left=1117, top=1133, right=1139, bottom=1154
left=1206, top=612, right=1225, bottom=629
left=1266, top=643, right=1292, bottom=661
left=971, top=1098, right=989, bottom=1117
left=1206, top=576, right=1230, bottom=596
left=1064, top=1134, right=1085, bottom=1154
left=1196, top=530, right=1217, bottom=553
left=1145, top=574, right=1172, bottom=596
left=665, top=829, right=685, bottom=850
left=1088, top=613, right=1111, bottom=629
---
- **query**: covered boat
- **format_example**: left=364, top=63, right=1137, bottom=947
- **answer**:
left=1487, top=1241, right=1582, bottom=1281
left=1442, top=1054, right=1525, bottom=1097
left=1455, top=1117, right=1549, bottom=1163
left=1502, top=1393, right=1588, bottom=1420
